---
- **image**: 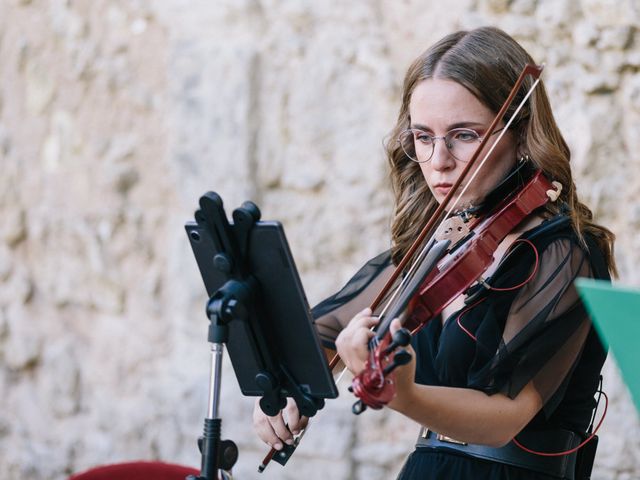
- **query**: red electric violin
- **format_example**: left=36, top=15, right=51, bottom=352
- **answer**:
left=350, top=168, right=561, bottom=412
left=349, top=63, right=559, bottom=413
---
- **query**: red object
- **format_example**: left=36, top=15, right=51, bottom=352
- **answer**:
left=69, top=461, right=199, bottom=480
left=351, top=171, right=555, bottom=410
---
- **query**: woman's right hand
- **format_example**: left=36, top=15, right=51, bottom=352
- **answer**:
left=252, top=397, right=308, bottom=450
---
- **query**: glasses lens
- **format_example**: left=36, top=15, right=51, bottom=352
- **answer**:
left=399, top=130, right=432, bottom=163
left=399, top=130, right=417, bottom=162
left=398, top=128, right=482, bottom=163
left=446, top=129, right=481, bottom=163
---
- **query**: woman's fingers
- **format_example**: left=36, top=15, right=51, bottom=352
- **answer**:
left=267, top=411, right=294, bottom=446
left=293, top=415, right=309, bottom=434
left=389, top=317, right=402, bottom=334
left=284, top=398, right=307, bottom=434
left=253, top=399, right=293, bottom=450
left=335, top=309, right=381, bottom=375
left=351, top=308, right=378, bottom=329
left=253, top=401, right=282, bottom=449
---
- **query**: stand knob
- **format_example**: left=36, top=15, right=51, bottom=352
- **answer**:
left=218, top=439, right=238, bottom=471
left=256, top=372, right=286, bottom=416
left=213, top=253, right=233, bottom=273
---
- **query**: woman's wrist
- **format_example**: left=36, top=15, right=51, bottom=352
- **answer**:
left=388, top=377, right=420, bottom=415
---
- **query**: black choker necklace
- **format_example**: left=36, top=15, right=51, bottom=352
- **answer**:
left=468, top=159, right=537, bottom=217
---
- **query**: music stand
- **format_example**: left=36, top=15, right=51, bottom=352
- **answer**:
left=184, top=192, right=338, bottom=480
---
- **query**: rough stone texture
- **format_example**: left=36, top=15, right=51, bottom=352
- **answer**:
left=0, top=0, right=638, bottom=479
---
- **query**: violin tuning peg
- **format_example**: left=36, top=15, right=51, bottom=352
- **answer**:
left=392, top=328, right=411, bottom=347
left=382, top=349, right=412, bottom=375
left=393, top=349, right=412, bottom=366
left=383, top=327, right=412, bottom=356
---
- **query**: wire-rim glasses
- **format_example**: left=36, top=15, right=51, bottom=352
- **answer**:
left=398, top=127, right=504, bottom=163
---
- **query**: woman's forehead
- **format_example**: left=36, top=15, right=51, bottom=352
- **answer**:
left=409, top=79, right=492, bottom=127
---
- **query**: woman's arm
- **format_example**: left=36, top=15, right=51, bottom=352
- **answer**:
left=336, top=315, right=543, bottom=448
left=389, top=371, right=542, bottom=447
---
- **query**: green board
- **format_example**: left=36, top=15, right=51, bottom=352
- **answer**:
left=575, top=278, right=640, bottom=412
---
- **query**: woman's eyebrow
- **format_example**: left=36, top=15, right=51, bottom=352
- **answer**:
left=410, top=121, right=487, bottom=131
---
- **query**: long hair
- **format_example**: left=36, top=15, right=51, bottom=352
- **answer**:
left=387, top=27, right=616, bottom=276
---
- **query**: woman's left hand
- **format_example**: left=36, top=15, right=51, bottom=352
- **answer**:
left=387, top=318, right=418, bottom=412
left=335, top=308, right=379, bottom=375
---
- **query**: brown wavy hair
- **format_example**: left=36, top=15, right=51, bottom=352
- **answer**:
left=387, top=27, right=616, bottom=276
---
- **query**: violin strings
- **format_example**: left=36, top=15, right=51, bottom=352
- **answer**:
left=376, top=234, right=440, bottom=321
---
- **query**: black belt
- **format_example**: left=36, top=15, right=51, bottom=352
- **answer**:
left=416, top=427, right=579, bottom=480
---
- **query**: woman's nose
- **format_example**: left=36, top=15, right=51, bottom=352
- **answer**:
left=430, top=140, right=456, bottom=171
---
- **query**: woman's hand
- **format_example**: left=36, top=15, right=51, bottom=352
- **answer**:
left=387, top=318, right=418, bottom=412
left=252, top=397, right=308, bottom=450
left=335, top=308, right=379, bottom=375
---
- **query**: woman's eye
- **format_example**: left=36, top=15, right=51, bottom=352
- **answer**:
left=414, top=132, right=433, bottom=144
left=452, top=131, right=479, bottom=142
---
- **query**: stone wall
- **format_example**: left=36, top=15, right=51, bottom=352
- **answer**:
left=0, top=0, right=638, bottom=479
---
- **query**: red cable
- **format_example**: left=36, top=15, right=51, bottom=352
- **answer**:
left=456, top=242, right=540, bottom=342
left=456, top=298, right=486, bottom=342
left=456, top=237, right=607, bottom=457
left=512, top=390, right=608, bottom=456
left=486, top=239, right=539, bottom=292
left=456, top=239, right=539, bottom=341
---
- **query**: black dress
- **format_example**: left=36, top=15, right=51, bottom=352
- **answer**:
left=313, top=216, right=609, bottom=480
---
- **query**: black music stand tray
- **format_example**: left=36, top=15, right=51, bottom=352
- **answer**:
left=184, top=192, right=338, bottom=480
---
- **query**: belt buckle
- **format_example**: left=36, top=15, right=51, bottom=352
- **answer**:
left=437, top=433, right=467, bottom=445
left=420, top=427, right=467, bottom=445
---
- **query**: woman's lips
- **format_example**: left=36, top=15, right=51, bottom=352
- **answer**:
left=433, top=183, right=453, bottom=195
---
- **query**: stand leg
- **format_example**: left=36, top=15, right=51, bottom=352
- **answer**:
left=200, top=342, right=224, bottom=478
left=200, top=417, right=221, bottom=480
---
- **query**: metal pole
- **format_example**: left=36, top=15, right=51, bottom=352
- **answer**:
left=208, top=342, right=224, bottom=420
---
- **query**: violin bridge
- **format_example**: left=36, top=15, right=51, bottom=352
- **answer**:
left=434, top=215, right=471, bottom=244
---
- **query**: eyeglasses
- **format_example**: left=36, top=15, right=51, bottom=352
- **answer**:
left=397, top=127, right=504, bottom=163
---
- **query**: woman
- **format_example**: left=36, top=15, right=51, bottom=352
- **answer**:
left=254, top=27, right=616, bottom=479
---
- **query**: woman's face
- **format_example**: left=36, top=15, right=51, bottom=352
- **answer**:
left=408, top=78, right=518, bottom=210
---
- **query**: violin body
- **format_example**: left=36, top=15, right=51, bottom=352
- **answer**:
left=351, top=170, right=556, bottom=411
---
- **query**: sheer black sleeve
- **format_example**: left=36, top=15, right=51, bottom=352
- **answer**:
left=468, top=234, right=608, bottom=416
left=311, top=250, right=395, bottom=349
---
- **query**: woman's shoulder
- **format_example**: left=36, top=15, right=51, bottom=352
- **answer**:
left=522, top=214, right=610, bottom=281
left=521, top=214, right=574, bottom=245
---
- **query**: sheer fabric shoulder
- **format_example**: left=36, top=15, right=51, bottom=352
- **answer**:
left=470, top=236, right=599, bottom=415
left=312, top=250, right=394, bottom=349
